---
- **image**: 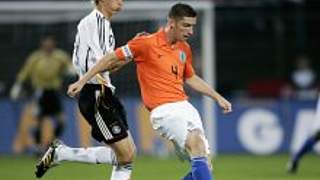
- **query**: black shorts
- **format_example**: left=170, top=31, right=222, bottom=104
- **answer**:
left=37, top=89, right=62, bottom=117
left=78, top=84, right=128, bottom=144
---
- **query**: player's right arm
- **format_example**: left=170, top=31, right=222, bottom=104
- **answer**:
left=10, top=53, right=37, bottom=100
left=67, top=35, right=148, bottom=97
left=186, top=74, right=232, bottom=114
left=67, top=52, right=122, bottom=97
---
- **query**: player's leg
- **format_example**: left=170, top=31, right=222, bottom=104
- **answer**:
left=35, top=85, right=118, bottom=177
left=182, top=172, right=194, bottom=180
left=179, top=102, right=212, bottom=180
left=35, top=139, right=119, bottom=178
left=39, top=117, right=55, bottom=151
left=51, top=135, right=135, bottom=178
left=109, top=134, right=136, bottom=180
left=33, top=93, right=44, bottom=153
left=182, top=154, right=213, bottom=180
left=288, top=96, right=320, bottom=173
left=185, top=130, right=212, bottom=180
left=35, top=90, right=57, bottom=152
left=54, top=140, right=117, bottom=164
left=288, top=129, right=320, bottom=173
left=13, top=101, right=37, bottom=154
left=52, top=134, right=135, bottom=180
left=98, top=86, right=136, bottom=180
left=44, top=90, right=65, bottom=139
left=150, top=101, right=212, bottom=180
left=54, top=84, right=132, bottom=165
left=56, top=84, right=136, bottom=179
left=53, top=112, right=65, bottom=139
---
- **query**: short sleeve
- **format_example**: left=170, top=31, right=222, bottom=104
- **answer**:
left=17, top=52, right=38, bottom=82
left=184, top=47, right=195, bottom=79
left=114, top=36, right=148, bottom=62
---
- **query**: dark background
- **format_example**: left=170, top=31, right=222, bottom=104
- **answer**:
left=0, top=0, right=319, bottom=97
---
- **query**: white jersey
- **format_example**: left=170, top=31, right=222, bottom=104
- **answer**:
left=72, top=9, right=115, bottom=89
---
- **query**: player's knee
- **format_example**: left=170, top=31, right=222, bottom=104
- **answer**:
left=117, top=148, right=135, bottom=165
left=116, top=143, right=136, bottom=165
left=185, top=130, right=207, bottom=157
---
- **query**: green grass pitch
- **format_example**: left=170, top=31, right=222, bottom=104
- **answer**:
left=0, top=154, right=318, bottom=179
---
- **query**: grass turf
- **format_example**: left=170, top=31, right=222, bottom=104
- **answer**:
left=0, top=154, right=318, bottom=180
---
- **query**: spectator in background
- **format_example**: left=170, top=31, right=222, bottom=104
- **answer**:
left=290, top=55, right=318, bottom=99
left=10, top=35, right=74, bottom=154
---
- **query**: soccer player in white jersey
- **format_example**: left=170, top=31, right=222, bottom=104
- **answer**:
left=35, top=1, right=136, bottom=179
left=287, top=93, right=320, bottom=173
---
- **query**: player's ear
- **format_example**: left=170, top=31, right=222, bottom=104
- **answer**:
left=167, top=17, right=174, bottom=29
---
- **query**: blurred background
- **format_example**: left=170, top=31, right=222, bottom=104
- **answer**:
left=0, top=0, right=319, bottom=179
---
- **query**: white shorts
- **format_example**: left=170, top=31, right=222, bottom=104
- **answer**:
left=150, top=100, right=210, bottom=158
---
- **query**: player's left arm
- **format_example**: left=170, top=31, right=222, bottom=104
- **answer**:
left=185, top=74, right=232, bottom=113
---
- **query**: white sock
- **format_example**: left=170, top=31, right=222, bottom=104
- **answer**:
left=110, top=164, right=133, bottom=180
left=56, top=145, right=117, bottom=165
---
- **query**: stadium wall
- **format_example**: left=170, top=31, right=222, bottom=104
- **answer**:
left=0, top=98, right=318, bottom=155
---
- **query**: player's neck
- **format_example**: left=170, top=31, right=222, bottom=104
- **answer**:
left=164, top=26, right=177, bottom=45
left=96, top=5, right=112, bottom=20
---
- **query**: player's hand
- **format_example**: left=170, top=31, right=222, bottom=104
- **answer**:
left=67, top=80, right=85, bottom=98
left=10, top=82, right=21, bottom=101
left=217, top=97, right=232, bottom=114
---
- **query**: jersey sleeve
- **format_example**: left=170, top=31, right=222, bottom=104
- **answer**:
left=114, top=36, right=148, bottom=62
left=184, top=46, right=195, bottom=79
left=17, top=52, right=38, bottom=82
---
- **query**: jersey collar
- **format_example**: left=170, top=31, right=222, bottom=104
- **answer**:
left=94, top=9, right=107, bottom=19
left=156, top=27, right=181, bottom=49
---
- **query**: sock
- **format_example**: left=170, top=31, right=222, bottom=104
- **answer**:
left=56, top=145, right=117, bottom=165
left=191, top=157, right=212, bottom=180
left=293, top=136, right=317, bottom=163
left=110, top=163, right=133, bottom=180
left=182, top=171, right=193, bottom=180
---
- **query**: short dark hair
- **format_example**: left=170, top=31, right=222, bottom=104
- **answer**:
left=41, top=34, right=56, bottom=42
left=168, top=3, right=197, bottom=20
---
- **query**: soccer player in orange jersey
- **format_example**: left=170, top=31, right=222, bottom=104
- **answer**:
left=68, top=3, right=232, bottom=180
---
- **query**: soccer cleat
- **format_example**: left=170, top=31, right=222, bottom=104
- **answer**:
left=35, top=140, right=63, bottom=178
left=287, top=160, right=298, bottom=174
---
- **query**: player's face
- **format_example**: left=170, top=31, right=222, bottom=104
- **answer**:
left=41, top=37, right=55, bottom=54
left=173, top=17, right=197, bottom=41
left=101, top=0, right=123, bottom=15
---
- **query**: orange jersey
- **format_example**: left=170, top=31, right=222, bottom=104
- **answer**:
left=115, top=28, right=195, bottom=110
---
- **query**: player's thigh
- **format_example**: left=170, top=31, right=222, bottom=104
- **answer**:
left=150, top=101, right=197, bottom=148
left=151, top=101, right=210, bottom=155
left=150, top=106, right=187, bottom=148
